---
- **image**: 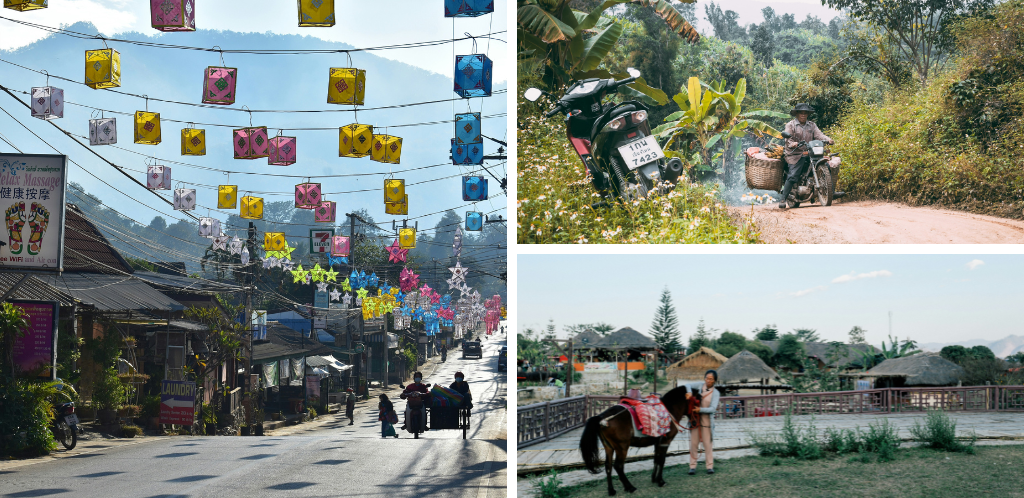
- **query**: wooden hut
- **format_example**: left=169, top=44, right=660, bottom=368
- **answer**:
left=595, top=327, right=657, bottom=351
left=860, top=352, right=964, bottom=387
left=666, top=347, right=728, bottom=382
left=717, top=350, right=779, bottom=384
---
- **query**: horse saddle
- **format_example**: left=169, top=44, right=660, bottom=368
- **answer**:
left=618, top=395, right=672, bottom=438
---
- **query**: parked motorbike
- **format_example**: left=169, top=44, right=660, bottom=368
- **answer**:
left=779, top=131, right=836, bottom=208
left=53, top=401, right=79, bottom=450
left=524, top=68, right=684, bottom=202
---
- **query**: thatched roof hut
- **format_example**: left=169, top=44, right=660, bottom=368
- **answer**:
left=860, top=352, right=964, bottom=387
left=666, top=347, right=728, bottom=381
left=760, top=340, right=880, bottom=369
left=595, top=327, right=657, bottom=350
left=571, top=329, right=605, bottom=350
left=717, top=350, right=779, bottom=384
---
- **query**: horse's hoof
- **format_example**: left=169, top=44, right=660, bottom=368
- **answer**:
left=608, top=490, right=616, bottom=496
left=658, top=481, right=667, bottom=487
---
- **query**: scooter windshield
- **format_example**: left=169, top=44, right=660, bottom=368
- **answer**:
left=569, top=80, right=601, bottom=95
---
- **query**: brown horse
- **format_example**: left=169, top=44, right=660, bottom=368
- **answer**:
left=579, top=386, right=691, bottom=495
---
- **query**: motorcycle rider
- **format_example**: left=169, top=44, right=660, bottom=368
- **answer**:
left=450, top=371, right=472, bottom=409
left=779, top=103, right=834, bottom=209
left=400, top=371, right=430, bottom=431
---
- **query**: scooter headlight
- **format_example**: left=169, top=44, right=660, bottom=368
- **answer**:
left=631, top=110, right=648, bottom=124
left=812, top=146, right=824, bottom=155
left=604, top=117, right=627, bottom=132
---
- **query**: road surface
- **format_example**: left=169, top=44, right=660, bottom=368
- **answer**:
left=735, top=200, right=1024, bottom=243
left=0, top=335, right=507, bottom=498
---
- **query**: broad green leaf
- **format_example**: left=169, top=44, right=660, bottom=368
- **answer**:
left=705, top=133, right=723, bottom=150
left=578, top=0, right=629, bottom=31
left=652, top=122, right=677, bottom=135
left=518, top=4, right=577, bottom=43
left=673, top=92, right=690, bottom=112
left=578, top=22, right=623, bottom=72
left=664, top=110, right=685, bottom=121
left=638, top=0, right=701, bottom=44
left=687, top=77, right=700, bottom=112
left=734, top=78, right=746, bottom=105
left=623, top=76, right=668, bottom=105
left=702, top=115, right=718, bottom=128
left=517, top=28, right=548, bottom=53
left=618, top=80, right=661, bottom=106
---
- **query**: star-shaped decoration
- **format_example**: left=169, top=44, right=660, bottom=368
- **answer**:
left=329, top=288, right=342, bottom=301
left=356, top=287, right=369, bottom=300
left=265, top=250, right=281, bottom=259
left=340, top=278, right=352, bottom=291
left=324, top=266, right=339, bottom=282
left=263, top=257, right=274, bottom=269
left=355, top=297, right=363, bottom=306
left=291, top=265, right=308, bottom=284
left=448, top=261, right=468, bottom=281
left=280, top=244, right=296, bottom=261
left=342, top=293, right=353, bottom=306
left=212, top=234, right=229, bottom=251
left=316, top=282, right=328, bottom=293
left=229, top=236, right=243, bottom=255
left=386, top=239, right=408, bottom=263
left=281, top=259, right=295, bottom=271
left=309, top=263, right=326, bottom=283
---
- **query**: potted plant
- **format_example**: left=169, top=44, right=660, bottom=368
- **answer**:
left=141, top=395, right=161, bottom=429
left=93, top=367, right=126, bottom=426
left=118, top=404, right=141, bottom=418
left=120, top=424, right=142, bottom=438
left=201, top=402, right=218, bottom=435
left=271, top=411, right=282, bottom=421
left=240, top=422, right=249, bottom=436
left=253, top=407, right=265, bottom=436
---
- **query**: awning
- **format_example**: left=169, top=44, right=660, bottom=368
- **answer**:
left=306, top=354, right=352, bottom=373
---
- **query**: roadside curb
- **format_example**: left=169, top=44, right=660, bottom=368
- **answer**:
left=0, top=435, right=169, bottom=472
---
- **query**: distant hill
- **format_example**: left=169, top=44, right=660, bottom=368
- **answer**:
left=918, top=335, right=1024, bottom=358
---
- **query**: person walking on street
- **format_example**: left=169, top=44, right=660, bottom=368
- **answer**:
left=346, top=388, right=356, bottom=425
left=378, top=394, right=398, bottom=438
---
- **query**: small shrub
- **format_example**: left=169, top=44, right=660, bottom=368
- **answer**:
left=120, top=425, right=142, bottom=438
left=536, top=470, right=565, bottom=498
left=861, top=419, right=901, bottom=459
left=308, top=407, right=317, bottom=419
left=910, top=409, right=976, bottom=453
left=823, top=426, right=860, bottom=454
left=749, top=411, right=823, bottom=460
left=118, top=405, right=141, bottom=418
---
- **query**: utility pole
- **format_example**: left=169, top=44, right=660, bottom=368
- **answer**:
left=344, top=212, right=362, bottom=398
left=245, top=222, right=255, bottom=395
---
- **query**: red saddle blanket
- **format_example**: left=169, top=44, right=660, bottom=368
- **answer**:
left=619, top=395, right=672, bottom=437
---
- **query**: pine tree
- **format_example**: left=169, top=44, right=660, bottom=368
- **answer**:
left=848, top=326, right=867, bottom=344
left=688, top=318, right=713, bottom=354
left=650, top=288, right=683, bottom=354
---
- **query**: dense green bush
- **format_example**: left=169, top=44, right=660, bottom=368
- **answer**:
left=92, top=367, right=126, bottom=411
left=0, top=380, right=62, bottom=457
left=910, top=409, right=977, bottom=454
left=753, top=412, right=902, bottom=462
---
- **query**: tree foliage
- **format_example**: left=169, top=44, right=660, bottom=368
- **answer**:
left=649, top=288, right=684, bottom=354
left=848, top=326, right=867, bottom=344
left=754, top=324, right=779, bottom=341
left=773, top=334, right=806, bottom=370
left=688, top=318, right=713, bottom=353
left=714, top=331, right=747, bottom=358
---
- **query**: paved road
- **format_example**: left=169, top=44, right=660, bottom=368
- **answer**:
left=0, top=335, right=507, bottom=498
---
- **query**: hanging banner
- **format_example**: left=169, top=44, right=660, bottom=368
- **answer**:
left=9, top=299, right=59, bottom=379
left=306, top=375, right=321, bottom=398
left=310, top=228, right=334, bottom=254
left=159, top=380, right=197, bottom=425
left=0, top=154, right=68, bottom=272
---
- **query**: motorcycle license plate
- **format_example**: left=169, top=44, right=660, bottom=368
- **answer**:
left=618, top=136, right=665, bottom=170
left=65, top=414, right=79, bottom=425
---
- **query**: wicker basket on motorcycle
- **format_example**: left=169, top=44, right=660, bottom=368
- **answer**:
left=745, top=153, right=784, bottom=191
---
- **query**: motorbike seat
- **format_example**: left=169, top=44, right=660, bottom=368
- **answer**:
left=591, top=104, right=636, bottom=139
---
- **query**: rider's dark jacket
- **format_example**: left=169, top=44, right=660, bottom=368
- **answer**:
left=783, top=119, right=831, bottom=165
left=402, top=382, right=430, bottom=397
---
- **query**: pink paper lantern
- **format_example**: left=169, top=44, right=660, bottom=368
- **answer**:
left=268, top=136, right=296, bottom=166
left=150, top=0, right=196, bottom=32
left=331, top=235, right=350, bottom=257
left=295, top=182, right=322, bottom=209
left=233, top=126, right=269, bottom=159
left=202, top=66, right=237, bottom=105
left=315, top=200, right=336, bottom=223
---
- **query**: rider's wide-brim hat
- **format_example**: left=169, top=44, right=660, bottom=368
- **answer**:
left=790, top=103, right=815, bottom=116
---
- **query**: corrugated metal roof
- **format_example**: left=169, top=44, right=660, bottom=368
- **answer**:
left=252, top=341, right=309, bottom=363
left=35, top=273, right=183, bottom=312
left=133, top=271, right=243, bottom=294
left=0, top=273, right=77, bottom=307
left=63, top=204, right=134, bottom=274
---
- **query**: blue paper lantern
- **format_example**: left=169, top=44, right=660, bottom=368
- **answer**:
left=452, top=138, right=484, bottom=165
left=454, top=54, right=492, bottom=98
left=455, top=112, right=481, bottom=145
left=462, top=176, right=488, bottom=201
left=444, top=0, right=493, bottom=17
left=465, top=211, right=483, bottom=231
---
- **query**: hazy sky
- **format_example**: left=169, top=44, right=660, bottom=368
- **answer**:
left=518, top=254, right=1024, bottom=346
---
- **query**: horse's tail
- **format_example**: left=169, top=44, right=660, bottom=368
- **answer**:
left=580, top=408, right=613, bottom=474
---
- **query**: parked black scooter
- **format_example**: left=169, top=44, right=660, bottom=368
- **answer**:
left=524, top=68, right=684, bottom=202
left=53, top=401, right=79, bottom=450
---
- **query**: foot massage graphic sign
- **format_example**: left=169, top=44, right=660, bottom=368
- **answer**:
left=0, top=154, right=67, bottom=272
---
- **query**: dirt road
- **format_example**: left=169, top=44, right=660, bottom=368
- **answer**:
left=733, top=200, right=1024, bottom=244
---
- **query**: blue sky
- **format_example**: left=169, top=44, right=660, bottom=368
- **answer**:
left=518, top=255, right=1024, bottom=345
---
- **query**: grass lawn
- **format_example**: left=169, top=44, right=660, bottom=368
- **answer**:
left=550, top=445, right=1024, bottom=498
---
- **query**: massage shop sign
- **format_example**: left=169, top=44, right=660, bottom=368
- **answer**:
left=10, top=299, right=59, bottom=379
left=0, top=154, right=68, bottom=271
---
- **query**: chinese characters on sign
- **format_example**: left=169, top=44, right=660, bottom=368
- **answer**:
left=10, top=300, right=58, bottom=379
left=0, top=154, right=68, bottom=271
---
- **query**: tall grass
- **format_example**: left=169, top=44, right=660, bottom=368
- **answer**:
left=909, top=409, right=977, bottom=454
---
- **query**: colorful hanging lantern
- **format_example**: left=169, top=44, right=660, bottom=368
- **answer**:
left=202, top=67, right=237, bottom=105
left=89, top=117, right=117, bottom=145
left=385, top=195, right=408, bottom=215
left=150, top=0, right=196, bottom=32
left=240, top=195, right=263, bottom=219
left=451, top=138, right=483, bottom=165
left=198, top=217, right=220, bottom=237
left=134, top=111, right=161, bottom=145
left=30, top=86, right=63, bottom=120
left=339, top=123, right=373, bottom=158
left=386, top=239, right=408, bottom=263
left=314, top=201, right=336, bottom=223
left=173, top=188, right=196, bottom=211
left=294, top=182, right=322, bottom=209
left=454, top=112, right=481, bottom=145
left=384, top=178, right=405, bottom=204
left=454, top=54, right=492, bottom=98
left=234, top=126, right=269, bottom=159
left=218, top=185, right=237, bottom=209
left=465, top=211, right=483, bottom=231
left=146, top=165, right=171, bottom=190
left=268, top=135, right=297, bottom=166
left=264, top=232, right=286, bottom=251
left=327, top=68, right=366, bottom=105
left=462, top=176, right=488, bottom=201
left=85, top=49, right=120, bottom=89
left=371, top=134, right=402, bottom=164
left=399, top=228, right=416, bottom=249
left=298, top=0, right=334, bottom=26
left=331, top=235, right=350, bottom=257
left=4, top=0, right=47, bottom=11
left=181, top=126, right=206, bottom=156
left=444, top=0, right=493, bottom=17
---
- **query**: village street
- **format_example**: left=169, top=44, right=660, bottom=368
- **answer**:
left=0, top=336, right=507, bottom=498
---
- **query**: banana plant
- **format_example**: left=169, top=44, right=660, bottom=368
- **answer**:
left=518, top=0, right=700, bottom=104
left=654, top=76, right=789, bottom=177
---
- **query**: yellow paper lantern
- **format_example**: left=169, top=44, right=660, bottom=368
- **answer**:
left=399, top=228, right=416, bottom=249
left=181, top=127, right=206, bottom=156
left=371, top=134, right=402, bottom=164
left=384, top=179, right=405, bottom=203
left=298, top=0, right=334, bottom=26
left=4, top=0, right=46, bottom=11
left=327, top=68, right=365, bottom=105
left=134, top=111, right=161, bottom=145
left=85, top=49, right=120, bottom=89
left=218, top=185, right=237, bottom=209
left=241, top=195, right=263, bottom=220
left=385, top=195, right=408, bottom=215
left=339, top=123, right=373, bottom=158
left=264, top=232, right=286, bottom=251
